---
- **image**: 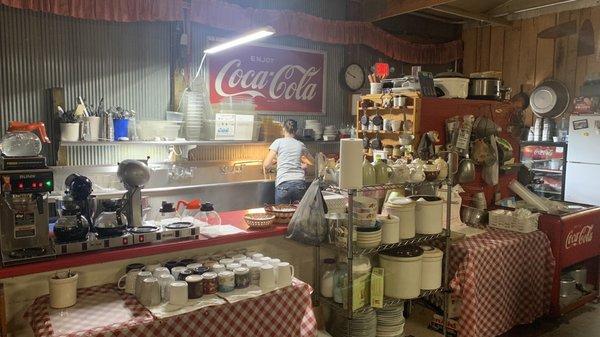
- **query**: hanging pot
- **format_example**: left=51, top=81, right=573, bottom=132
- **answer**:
left=530, top=80, right=570, bottom=118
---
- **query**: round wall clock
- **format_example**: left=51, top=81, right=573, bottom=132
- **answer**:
left=341, top=63, right=365, bottom=91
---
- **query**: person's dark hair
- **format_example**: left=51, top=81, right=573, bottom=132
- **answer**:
left=283, top=119, right=298, bottom=135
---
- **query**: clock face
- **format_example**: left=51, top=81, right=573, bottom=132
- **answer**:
left=343, top=63, right=365, bottom=91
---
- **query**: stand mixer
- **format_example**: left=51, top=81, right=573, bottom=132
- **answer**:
left=117, top=159, right=150, bottom=228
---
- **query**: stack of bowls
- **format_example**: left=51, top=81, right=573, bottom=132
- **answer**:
left=356, top=224, right=382, bottom=248
left=323, top=125, right=338, bottom=141
left=305, top=120, right=323, bottom=140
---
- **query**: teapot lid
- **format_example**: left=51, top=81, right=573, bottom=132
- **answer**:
left=201, top=202, right=215, bottom=212
left=160, top=201, right=176, bottom=213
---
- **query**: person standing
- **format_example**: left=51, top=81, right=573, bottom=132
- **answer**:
left=263, top=119, right=314, bottom=204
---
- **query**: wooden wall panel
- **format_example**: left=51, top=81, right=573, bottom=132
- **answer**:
left=462, top=5, right=600, bottom=126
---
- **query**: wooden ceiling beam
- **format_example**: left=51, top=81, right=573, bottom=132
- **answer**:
left=490, top=0, right=600, bottom=21
left=429, top=4, right=512, bottom=27
left=363, top=0, right=456, bottom=22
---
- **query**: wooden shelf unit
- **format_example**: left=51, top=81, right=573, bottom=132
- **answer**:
left=355, top=92, right=421, bottom=156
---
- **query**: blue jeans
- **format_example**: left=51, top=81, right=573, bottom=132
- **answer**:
left=275, top=180, right=307, bottom=204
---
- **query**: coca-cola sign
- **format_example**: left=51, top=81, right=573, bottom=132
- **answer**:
left=565, top=224, right=594, bottom=249
left=208, top=44, right=326, bottom=114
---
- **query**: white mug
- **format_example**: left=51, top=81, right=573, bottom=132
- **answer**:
left=145, top=263, right=162, bottom=273
left=153, top=267, right=170, bottom=279
left=259, top=264, right=276, bottom=292
left=258, top=257, right=271, bottom=265
left=251, top=253, right=264, bottom=261
left=168, top=281, right=188, bottom=306
left=277, top=262, right=294, bottom=287
left=158, top=274, right=175, bottom=301
left=171, top=266, right=187, bottom=280
left=138, top=277, right=161, bottom=307
left=118, top=269, right=143, bottom=294
left=391, top=120, right=402, bottom=132
left=134, top=271, right=153, bottom=296
left=268, top=258, right=281, bottom=280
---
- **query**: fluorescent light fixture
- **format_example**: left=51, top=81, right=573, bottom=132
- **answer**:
left=203, top=26, right=275, bottom=54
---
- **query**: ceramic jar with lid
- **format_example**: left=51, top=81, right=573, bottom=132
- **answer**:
left=384, top=197, right=416, bottom=239
left=410, top=195, right=443, bottom=234
left=420, top=246, right=443, bottom=290
left=379, top=245, right=423, bottom=299
left=377, top=214, right=400, bottom=244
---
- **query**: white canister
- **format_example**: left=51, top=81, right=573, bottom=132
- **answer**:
left=379, top=246, right=423, bottom=299
left=410, top=195, right=443, bottom=234
left=377, top=214, right=400, bottom=244
left=49, top=272, right=79, bottom=309
left=384, top=198, right=416, bottom=239
left=420, top=246, right=443, bottom=290
left=60, top=122, right=80, bottom=142
left=370, top=82, right=383, bottom=95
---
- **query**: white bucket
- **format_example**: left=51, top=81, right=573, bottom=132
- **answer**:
left=384, top=199, right=416, bottom=239
left=379, top=247, right=422, bottom=299
left=60, top=123, right=80, bottom=142
left=410, top=195, right=443, bottom=234
left=49, top=272, right=78, bottom=308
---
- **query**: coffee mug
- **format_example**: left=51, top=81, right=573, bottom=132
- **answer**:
left=268, top=258, right=281, bottom=279
left=158, top=273, right=175, bottom=301
left=258, top=257, right=271, bottom=265
left=138, top=277, right=161, bottom=307
left=277, top=262, right=294, bottom=287
left=219, top=258, right=234, bottom=265
left=185, top=274, right=204, bottom=299
left=118, top=269, right=143, bottom=294
left=171, top=266, right=187, bottom=280
left=259, top=264, right=276, bottom=292
left=153, top=267, right=170, bottom=279
left=134, top=271, right=153, bottom=296
left=125, top=263, right=145, bottom=273
left=186, top=263, right=203, bottom=270
left=391, top=120, right=402, bottom=132
left=168, top=281, right=188, bottom=306
left=251, top=253, right=264, bottom=261
left=145, top=263, right=162, bottom=273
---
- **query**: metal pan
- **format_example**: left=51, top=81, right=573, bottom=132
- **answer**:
left=530, top=80, right=570, bottom=118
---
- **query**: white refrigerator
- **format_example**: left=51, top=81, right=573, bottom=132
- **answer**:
left=565, top=114, right=600, bottom=206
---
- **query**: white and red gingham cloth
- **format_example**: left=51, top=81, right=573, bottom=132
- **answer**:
left=25, top=280, right=317, bottom=337
left=449, top=229, right=555, bottom=337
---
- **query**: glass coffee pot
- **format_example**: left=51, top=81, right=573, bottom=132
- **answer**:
left=0, top=121, right=50, bottom=157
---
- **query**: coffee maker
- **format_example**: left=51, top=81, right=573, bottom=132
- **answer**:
left=0, top=168, right=55, bottom=265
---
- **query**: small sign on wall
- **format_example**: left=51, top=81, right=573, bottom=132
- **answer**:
left=208, top=44, right=326, bottom=115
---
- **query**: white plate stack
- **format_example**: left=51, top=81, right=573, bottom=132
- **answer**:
left=376, top=305, right=405, bottom=337
left=323, top=125, right=338, bottom=141
left=330, top=308, right=377, bottom=337
left=305, top=120, right=323, bottom=140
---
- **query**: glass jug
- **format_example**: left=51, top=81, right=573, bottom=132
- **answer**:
left=176, top=199, right=202, bottom=221
left=198, top=202, right=221, bottom=226
left=156, top=201, right=178, bottom=226
left=0, top=121, right=50, bottom=157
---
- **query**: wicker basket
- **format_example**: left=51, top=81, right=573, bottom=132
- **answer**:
left=264, top=204, right=297, bottom=225
left=244, top=213, right=276, bottom=230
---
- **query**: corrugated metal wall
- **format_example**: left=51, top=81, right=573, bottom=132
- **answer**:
left=0, top=5, right=172, bottom=139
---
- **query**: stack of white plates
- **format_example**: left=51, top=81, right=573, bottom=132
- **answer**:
left=376, top=305, right=405, bottom=337
left=323, top=125, right=338, bottom=141
left=305, top=120, right=323, bottom=140
left=330, top=308, right=377, bottom=337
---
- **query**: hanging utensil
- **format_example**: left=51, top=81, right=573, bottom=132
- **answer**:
left=577, top=19, right=595, bottom=56
left=457, top=155, right=476, bottom=184
left=537, top=20, right=577, bottom=39
left=530, top=79, right=570, bottom=118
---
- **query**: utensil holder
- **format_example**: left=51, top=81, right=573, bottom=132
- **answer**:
left=113, top=119, right=129, bottom=140
left=60, top=123, right=80, bottom=141
left=85, top=116, right=101, bottom=141
left=49, top=272, right=78, bottom=308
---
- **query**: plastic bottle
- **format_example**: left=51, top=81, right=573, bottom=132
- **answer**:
left=320, top=258, right=336, bottom=298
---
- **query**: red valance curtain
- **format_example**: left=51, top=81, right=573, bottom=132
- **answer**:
left=1, top=0, right=462, bottom=64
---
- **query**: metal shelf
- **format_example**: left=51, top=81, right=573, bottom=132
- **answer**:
left=354, top=231, right=447, bottom=255
left=60, top=140, right=340, bottom=147
left=320, top=287, right=446, bottom=315
left=531, top=168, right=563, bottom=175
left=326, top=181, right=442, bottom=194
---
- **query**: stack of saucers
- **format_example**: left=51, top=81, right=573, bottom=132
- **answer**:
left=376, top=305, right=405, bottom=337
left=330, top=307, right=377, bottom=337
left=323, top=125, right=338, bottom=141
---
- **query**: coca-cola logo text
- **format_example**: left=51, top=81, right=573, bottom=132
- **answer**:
left=214, top=59, right=320, bottom=101
left=533, top=148, right=554, bottom=157
left=565, top=225, right=594, bottom=249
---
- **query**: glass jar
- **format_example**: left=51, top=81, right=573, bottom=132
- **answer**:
left=333, top=262, right=348, bottom=304
left=156, top=201, right=178, bottom=225
left=320, top=258, right=336, bottom=298
left=198, top=202, right=222, bottom=226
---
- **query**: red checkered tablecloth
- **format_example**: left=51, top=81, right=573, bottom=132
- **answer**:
left=25, top=280, right=317, bottom=337
left=449, top=229, right=555, bottom=337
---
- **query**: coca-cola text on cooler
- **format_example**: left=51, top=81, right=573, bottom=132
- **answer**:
left=214, top=59, right=321, bottom=101
left=565, top=225, right=594, bottom=249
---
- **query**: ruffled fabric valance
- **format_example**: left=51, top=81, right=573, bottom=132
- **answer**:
left=1, top=0, right=462, bottom=64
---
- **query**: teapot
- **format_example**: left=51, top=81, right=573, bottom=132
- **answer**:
left=0, top=121, right=50, bottom=157
left=408, top=165, right=425, bottom=183
left=391, top=160, right=410, bottom=184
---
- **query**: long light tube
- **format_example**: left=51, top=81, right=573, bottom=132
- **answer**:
left=203, top=26, right=275, bottom=54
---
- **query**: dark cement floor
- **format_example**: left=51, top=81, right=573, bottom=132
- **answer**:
left=404, top=302, right=600, bottom=337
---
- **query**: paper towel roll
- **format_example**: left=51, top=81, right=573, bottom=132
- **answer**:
left=339, top=139, right=363, bottom=189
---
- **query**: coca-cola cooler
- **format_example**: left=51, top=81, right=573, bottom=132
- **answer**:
left=520, top=141, right=567, bottom=201
left=538, top=206, right=600, bottom=316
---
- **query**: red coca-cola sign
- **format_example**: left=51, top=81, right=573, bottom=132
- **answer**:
left=208, top=44, right=326, bottom=114
left=565, top=224, right=594, bottom=250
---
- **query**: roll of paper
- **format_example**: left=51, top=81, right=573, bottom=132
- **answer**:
left=339, top=139, right=363, bottom=189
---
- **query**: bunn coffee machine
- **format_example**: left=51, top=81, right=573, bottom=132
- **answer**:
left=0, top=168, right=55, bottom=265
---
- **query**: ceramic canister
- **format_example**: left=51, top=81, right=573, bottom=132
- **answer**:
left=234, top=267, right=250, bottom=289
left=218, top=271, right=235, bottom=292
left=202, top=272, right=218, bottom=294
left=420, top=246, right=443, bottom=290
